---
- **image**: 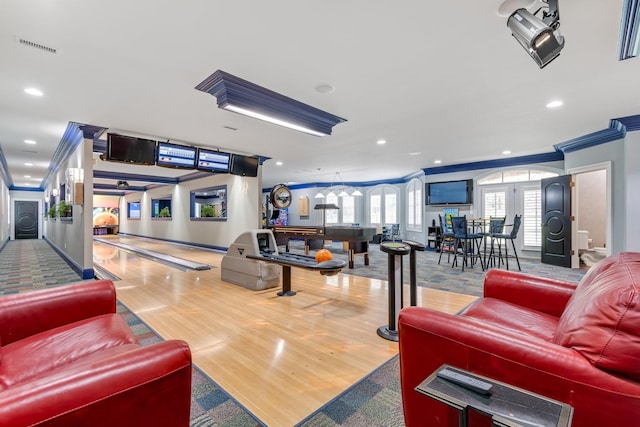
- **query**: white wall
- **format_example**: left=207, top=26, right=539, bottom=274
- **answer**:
left=120, top=173, right=261, bottom=249
left=625, top=131, right=640, bottom=252
left=43, top=138, right=94, bottom=276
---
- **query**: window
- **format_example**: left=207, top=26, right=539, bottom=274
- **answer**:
left=522, top=186, right=542, bottom=247
left=406, top=179, right=422, bottom=231
left=190, top=186, right=227, bottom=220
left=478, top=169, right=559, bottom=185
left=324, top=193, right=355, bottom=224
left=369, top=185, right=399, bottom=226
left=370, top=194, right=381, bottom=224
left=325, top=193, right=338, bottom=224
left=127, top=201, right=141, bottom=219
left=483, top=191, right=506, bottom=218
left=151, top=196, right=172, bottom=219
left=385, top=193, right=397, bottom=224
left=341, top=196, right=355, bottom=224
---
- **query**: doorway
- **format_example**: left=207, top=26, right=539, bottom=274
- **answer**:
left=15, top=200, right=39, bottom=239
left=569, top=162, right=611, bottom=268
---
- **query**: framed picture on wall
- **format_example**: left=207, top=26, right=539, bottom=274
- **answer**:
left=443, top=208, right=459, bottom=228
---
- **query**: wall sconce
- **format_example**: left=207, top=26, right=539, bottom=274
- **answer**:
left=51, top=188, right=59, bottom=197
left=195, top=70, right=347, bottom=136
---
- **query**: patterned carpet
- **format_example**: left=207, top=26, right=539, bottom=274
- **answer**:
left=287, top=240, right=587, bottom=297
left=0, top=239, right=83, bottom=293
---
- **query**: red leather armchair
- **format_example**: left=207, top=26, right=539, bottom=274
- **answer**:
left=399, top=252, right=640, bottom=427
left=0, top=280, right=192, bottom=427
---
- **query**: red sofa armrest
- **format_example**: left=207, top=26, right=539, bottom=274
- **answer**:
left=399, top=307, right=640, bottom=427
left=0, top=340, right=192, bottom=427
left=483, top=269, right=577, bottom=317
left=0, top=280, right=117, bottom=345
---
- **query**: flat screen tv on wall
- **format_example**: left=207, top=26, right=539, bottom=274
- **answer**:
left=426, top=179, right=473, bottom=205
left=196, top=148, right=231, bottom=173
left=156, top=142, right=197, bottom=169
left=106, top=133, right=157, bottom=165
left=229, top=154, right=259, bottom=177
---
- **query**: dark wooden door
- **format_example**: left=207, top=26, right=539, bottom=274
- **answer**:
left=15, top=201, right=38, bottom=239
left=541, top=175, right=572, bottom=267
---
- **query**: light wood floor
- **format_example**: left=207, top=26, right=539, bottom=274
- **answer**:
left=93, top=235, right=478, bottom=427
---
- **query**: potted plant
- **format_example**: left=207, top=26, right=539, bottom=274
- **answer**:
left=57, top=201, right=72, bottom=218
left=46, top=206, right=57, bottom=219
left=201, top=205, right=215, bottom=217
left=158, top=207, right=171, bottom=218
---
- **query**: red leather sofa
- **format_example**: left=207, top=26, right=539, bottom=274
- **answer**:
left=399, top=252, right=640, bottom=427
left=0, top=280, right=192, bottom=427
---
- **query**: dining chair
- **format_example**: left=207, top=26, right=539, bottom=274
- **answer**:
left=491, top=214, right=522, bottom=271
left=450, top=215, right=484, bottom=271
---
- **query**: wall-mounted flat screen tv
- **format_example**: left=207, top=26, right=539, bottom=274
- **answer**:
left=229, top=154, right=259, bottom=177
left=426, top=179, right=473, bottom=205
left=196, top=148, right=231, bottom=173
left=156, top=142, right=197, bottom=169
left=106, top=133, right=156, bottom=165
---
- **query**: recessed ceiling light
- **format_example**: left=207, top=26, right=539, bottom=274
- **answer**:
left=546, top=100, right=563, bottom=108
left=376, top=139, right=387, bottom=145
left=408, top=152, right=421, bottom=156
left=24, top=87, right=43, bottom=96
left=24, top=139, right=36, bottom=144
left=24, top=175, right=31, bottom=178
left=315, top=84, right=335, bottom=94
left=434, top=160, right=442, bottom=164
left=503, top=150, right=512, bottom=155
left=276, top=161, right=283, bottom=166
left=24, top=162, right=33, bottom=166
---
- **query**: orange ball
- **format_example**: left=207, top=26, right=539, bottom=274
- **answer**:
left=315, top=248, right=333, bottom=263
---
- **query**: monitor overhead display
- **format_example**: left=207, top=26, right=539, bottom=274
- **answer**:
left=156, top=142, right=197, bottom=169
left=229, top=154, right=259, bottom=177
left=427, top=180, right=473, bottom=205
left=197, top=148, right=230, bottom=173
left=106, top=133, right=156, bottom=165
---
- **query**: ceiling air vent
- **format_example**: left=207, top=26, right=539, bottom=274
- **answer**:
left=16, top=36, right=58, bottom=54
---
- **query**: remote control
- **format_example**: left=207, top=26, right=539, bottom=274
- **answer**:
left=436, top=368, right=493, bottom=395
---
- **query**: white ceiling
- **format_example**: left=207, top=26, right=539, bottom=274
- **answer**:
left=1, top=0, right=639, bottom=193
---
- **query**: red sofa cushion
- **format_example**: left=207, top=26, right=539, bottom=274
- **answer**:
left=460, top=298, right=559, bottom=341
left=554, top=252, right=640, bottom=380
left=0, top=313, right=137, bottom=388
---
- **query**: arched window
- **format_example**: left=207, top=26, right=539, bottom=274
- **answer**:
left=369, top=185, right=399, bottom=226
left=406, top=178, right=423, bottom=231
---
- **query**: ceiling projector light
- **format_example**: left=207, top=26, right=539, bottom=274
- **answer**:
left=116, top=180, right=129, bottom=189
left=507, top=0, right=564, bottom=68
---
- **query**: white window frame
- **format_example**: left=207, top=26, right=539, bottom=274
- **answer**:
left=369, top=185, right=399, bottom=227
left=406, top=178, right=423, bottom=232
left=521, top=184, right=542, bottom=249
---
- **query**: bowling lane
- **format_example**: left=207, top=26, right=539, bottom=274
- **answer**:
left=95, top=235, right=222, bottom=267
left=93, top=239, right=193, bottom=279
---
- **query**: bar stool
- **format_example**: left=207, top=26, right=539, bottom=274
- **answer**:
left=491, top=214, right=522, bottom=271
left=451, top=216, right=484, bottom=271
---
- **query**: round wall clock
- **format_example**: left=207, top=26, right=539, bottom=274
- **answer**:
left=270, top=184, right=292, bottom=209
